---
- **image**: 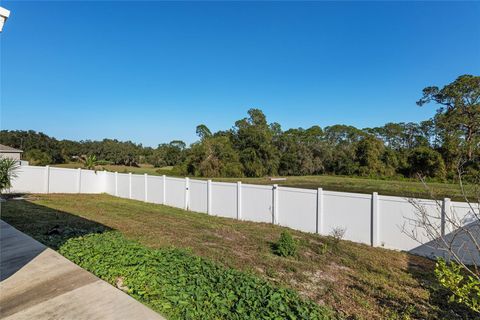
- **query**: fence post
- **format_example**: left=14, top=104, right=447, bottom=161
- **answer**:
left=77, top=168, right=82, bottom=193
left=442, top=198, right=451, bottom=236
left=207, top=179, right=212, bottom=215
left=371, top=192, right=379, bottom=247
left=237, top=182, right=242, bottom=220
left=185, top=177, right=190, bottom=210
left=45, top=165, right=50, bottom=194
left=128, top=173, right=132, bottom=199
left=162, top=175, right=166, bottom=204
left=316, top=188, right=324, bottom=234
left=114, top=172, right=118, bottom=196
left=144, top=173, right=148, bottom=202
left=272, top=184, right=279, bottom=224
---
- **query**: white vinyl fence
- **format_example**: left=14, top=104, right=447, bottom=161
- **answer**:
left=8, top=165, right=479, bottom=263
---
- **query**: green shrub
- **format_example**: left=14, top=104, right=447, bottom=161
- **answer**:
left=24, top=149, right=52, bottom=166
left=59, top=232, right=333, bottom=320
left=407, top=147, right=446, bottom=179
left=435, top=259, right=480, bottom=313
left=274, top=231, right=298, bottom=257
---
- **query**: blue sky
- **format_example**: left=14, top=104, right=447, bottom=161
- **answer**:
left=1, top=1, right=479, bottom=147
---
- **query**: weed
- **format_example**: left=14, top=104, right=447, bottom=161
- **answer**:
left=320, top=243, right=328, bottom=255
left=330, top=227, right=346, bottom=243
left=274, top=231, right=298, bottom=257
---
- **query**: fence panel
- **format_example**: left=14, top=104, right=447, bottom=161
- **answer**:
left=278, top=187, right=317, bottom=233
left=104, top=172, right=116, bottom=195
left=378, top=196, right=439, bottom=251
left=211, top=182, right=236, bottom=218
left=449, top=201, right=480, bottom=265
left=10, top=165, right=46, bottom=193
left=189, top=179, right=208, bottom=213
left=451, top=201, right=478, bottom=228
left=131, top=174, right=145, bottom=201
left=147, top=175, right=164, bottom=204
left=165, top=177, right=185, bottom=208
left=48, top=167, right=78, bottom=193
left=242, top=184, right=273, bottom=223
left=117, top=173, right=130, bottom=198
left=323, top=191, right=371, bottom=244
left=80, top=169, right=103, bottom=193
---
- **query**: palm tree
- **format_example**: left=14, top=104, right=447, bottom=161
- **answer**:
left=81, top=154, right=98, bottom=171
left=0, top=157, right=19, bottom=196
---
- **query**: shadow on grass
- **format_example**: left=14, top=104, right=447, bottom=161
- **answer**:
left=1, top=197, right=112, bottom=250
left=406, top=255, right=477, bottom=319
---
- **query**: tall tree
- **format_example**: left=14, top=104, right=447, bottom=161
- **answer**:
left=195, top=124, right=212, bottom=141
left=232, top=109, right=279, bottom=177
left=276, top=129, right=315, bottom=176
left=184, top=136, right=243, bottom=177
left=355, top=136, right=386, bottom=176
left=417, top=75, right=480, bottom=161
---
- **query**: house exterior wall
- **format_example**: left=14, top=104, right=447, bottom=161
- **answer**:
left=0, top=152, right=21, bottom=160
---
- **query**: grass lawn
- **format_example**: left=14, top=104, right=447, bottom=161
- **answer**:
left=1, top=194, right=475, bottom=319
left=52, top=163, right=473, bottom=201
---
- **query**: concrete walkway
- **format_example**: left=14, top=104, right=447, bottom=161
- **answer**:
left=0, top=220, right=165, bottom=320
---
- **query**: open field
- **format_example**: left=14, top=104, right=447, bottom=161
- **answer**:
left=52, top=163, right=476, bottom=201
left=2, top=194, right=475, bottom=319
left=53, top=163, right=173, bottom=175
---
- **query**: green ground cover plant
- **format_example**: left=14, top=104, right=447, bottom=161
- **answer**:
left=59, top=231, right=334, bottom=320
left=435, top=259, right=480, bottom=313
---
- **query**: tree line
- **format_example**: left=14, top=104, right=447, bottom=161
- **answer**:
left=1, top=75, right=478, bottom=181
